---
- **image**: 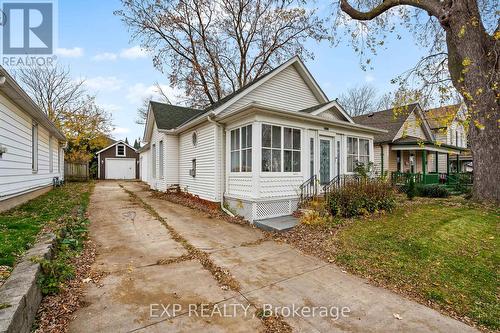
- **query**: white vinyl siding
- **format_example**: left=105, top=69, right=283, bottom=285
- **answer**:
left=140, top=150, right=150, bottom=183
left=0, top=91, right=63, bottom=201
left=395, top=111, right=427, bottom=141
left=218, top=65, right=321, bottom=117
left=178, top=122, right=219, bottom=201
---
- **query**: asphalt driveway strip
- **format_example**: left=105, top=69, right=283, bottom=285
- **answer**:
left=68, top=181, right=478, bottom=333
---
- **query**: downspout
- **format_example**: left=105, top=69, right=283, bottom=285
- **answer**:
left=207, top=115, right=235, bottom=217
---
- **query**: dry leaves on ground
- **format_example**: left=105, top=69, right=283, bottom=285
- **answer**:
left=34, top=240, right=107, bottom=333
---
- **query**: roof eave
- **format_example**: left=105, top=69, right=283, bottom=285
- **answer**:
left=217, top=103, right=387, bottom=135
left=0, top=66, right=66, bottom=141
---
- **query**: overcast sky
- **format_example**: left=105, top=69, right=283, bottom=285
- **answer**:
left=53, top=0, right=427, bottom=142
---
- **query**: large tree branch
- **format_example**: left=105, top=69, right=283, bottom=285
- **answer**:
left=339, top=0, right=441, bottom=21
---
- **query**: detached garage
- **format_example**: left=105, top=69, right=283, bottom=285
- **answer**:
left=96, top=141, right=139, bottom=180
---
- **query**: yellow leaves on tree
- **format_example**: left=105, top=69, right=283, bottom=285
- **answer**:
left=61, top=96, right=113, bottom=163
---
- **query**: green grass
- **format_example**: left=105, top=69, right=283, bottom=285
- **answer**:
left=333, top=199, right=499, bottom=330
left=0, top=182, right=92, bottom=267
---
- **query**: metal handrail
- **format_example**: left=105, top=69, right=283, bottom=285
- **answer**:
left=299, top=175, right=318, bottom=206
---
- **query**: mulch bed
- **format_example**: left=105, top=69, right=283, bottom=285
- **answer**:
left=34, top=239, right=107, bottom=333
left=150, top=190, right=250, bottom=226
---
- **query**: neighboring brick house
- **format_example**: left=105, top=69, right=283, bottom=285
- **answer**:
left=96, top=140, right=139, bottom=180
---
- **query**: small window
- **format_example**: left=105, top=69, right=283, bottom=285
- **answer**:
left=347, top=137, right=370, bottom=172
left=262, top=124, right=300, bottom=173
left=190, top=159, right=196, bottom=177
left=49, top=136, right=53, bottom=173
left=230, top=125, right=252, bottom=172
left=262, top=124, right=281, bottom=172
left=116, top=144, right=126, bottom=157
left=32, top=123, right=38, bottom=172
left=159, top=140, right=164, bottom=178
left=152, top=144, right=156, bottom=178
left=192, top=132, right=198, bottom=146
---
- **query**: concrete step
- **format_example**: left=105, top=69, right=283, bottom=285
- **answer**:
left=254, top=215, right=299, bottom=232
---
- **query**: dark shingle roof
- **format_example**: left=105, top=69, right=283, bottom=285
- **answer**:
left=352, top=104, right=419, bottom=143
left=298, top=102, right=332, bottom=114
left=151, top=101, right=208, bottom=130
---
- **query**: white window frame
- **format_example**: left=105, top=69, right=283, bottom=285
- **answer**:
left=158, top=140, right=164, bottom=178
left=230, top=124, right=252, bottom=173
left=347, top=136, right=370, bottom=173
left=32, top=122, right=38, bottom=172
left=261, top=123, right=301, bottom=173
left=116, top=144, right=126, bottom=157
left=152, top=143, right=156, bottom=178
left=49, top=136, right=53, bottom=173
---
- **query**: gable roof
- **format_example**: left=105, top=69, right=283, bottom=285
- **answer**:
left=353, top=104, right=421, bottom=143
left=299, top=100, right=354, bottom=123
left=425, top=104, right=461, bottom=129
left=144, top=56, right=332, bottom=141
left=209, top=56, right=328, bottom=115
left=95, top=140, right=137, bottom=155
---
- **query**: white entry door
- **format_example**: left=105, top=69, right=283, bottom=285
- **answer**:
left=105, top=158, right=136, bottom=179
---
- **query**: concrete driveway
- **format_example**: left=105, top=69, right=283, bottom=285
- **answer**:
left=68, top=181, right=477, bottom=333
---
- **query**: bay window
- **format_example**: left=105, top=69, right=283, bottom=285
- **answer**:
left=262, top=124, right=301, bottom=172
left=347, top=137, right=370, bottom=172
left=230, top=125, right=252, bottom=172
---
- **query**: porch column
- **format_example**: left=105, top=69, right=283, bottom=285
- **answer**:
left=435, top=151, right=439, bottom=173
left=422, top=150, right=427, bottom=180
left=446, top=153, right=450, bottom=175
left=397, top=150, right=401, bottom=172
left=381, top=145, right=384, bottom=176
left=456, top=154, right=460, bottom=172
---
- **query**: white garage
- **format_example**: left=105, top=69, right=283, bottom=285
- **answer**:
left=96, top=140, right=139, bottom=180
left=105, top=158, right=136, bottom=179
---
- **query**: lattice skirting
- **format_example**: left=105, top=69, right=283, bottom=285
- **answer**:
left=225, top=196, right=299, bottom=222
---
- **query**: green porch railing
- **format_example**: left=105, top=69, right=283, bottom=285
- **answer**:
left=391, top=172, right=473, bottom=186
left=446, top=172, right=473, bottom=185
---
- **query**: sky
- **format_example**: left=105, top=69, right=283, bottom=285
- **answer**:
left=51, top=0, right=427, bottom=142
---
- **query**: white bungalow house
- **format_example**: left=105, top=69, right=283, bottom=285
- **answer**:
left=0, top=66, right=66, bottom=212
left=140, top=57, right=384, bottom=222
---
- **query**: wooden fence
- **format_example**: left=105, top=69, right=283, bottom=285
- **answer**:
left=64, top=162, right=89, bottom=181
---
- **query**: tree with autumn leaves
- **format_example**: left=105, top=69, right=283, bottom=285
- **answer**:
left=16, top=65, right=113, bottom=163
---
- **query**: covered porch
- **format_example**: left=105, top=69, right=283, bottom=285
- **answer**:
left=388, top=142, right=471, bottom=185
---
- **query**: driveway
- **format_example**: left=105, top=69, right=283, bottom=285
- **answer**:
left=68, top=181, right=477, bottom=332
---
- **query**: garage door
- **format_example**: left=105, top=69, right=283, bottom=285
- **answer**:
left=105, top=158, right=136, bottom=179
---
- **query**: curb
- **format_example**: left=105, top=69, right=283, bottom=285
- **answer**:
left=0, top=234, right=56, bottom=333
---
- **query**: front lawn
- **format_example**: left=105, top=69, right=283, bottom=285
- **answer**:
left=0, top=182, right=93, bottom=268
left=333, top=199, right=499, bottom=330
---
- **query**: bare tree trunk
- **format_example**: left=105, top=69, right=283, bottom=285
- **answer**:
left=443, top=0, right=499, bottom=202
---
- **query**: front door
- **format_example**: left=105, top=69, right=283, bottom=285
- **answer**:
left=319, top=137, right=333, bottom=185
